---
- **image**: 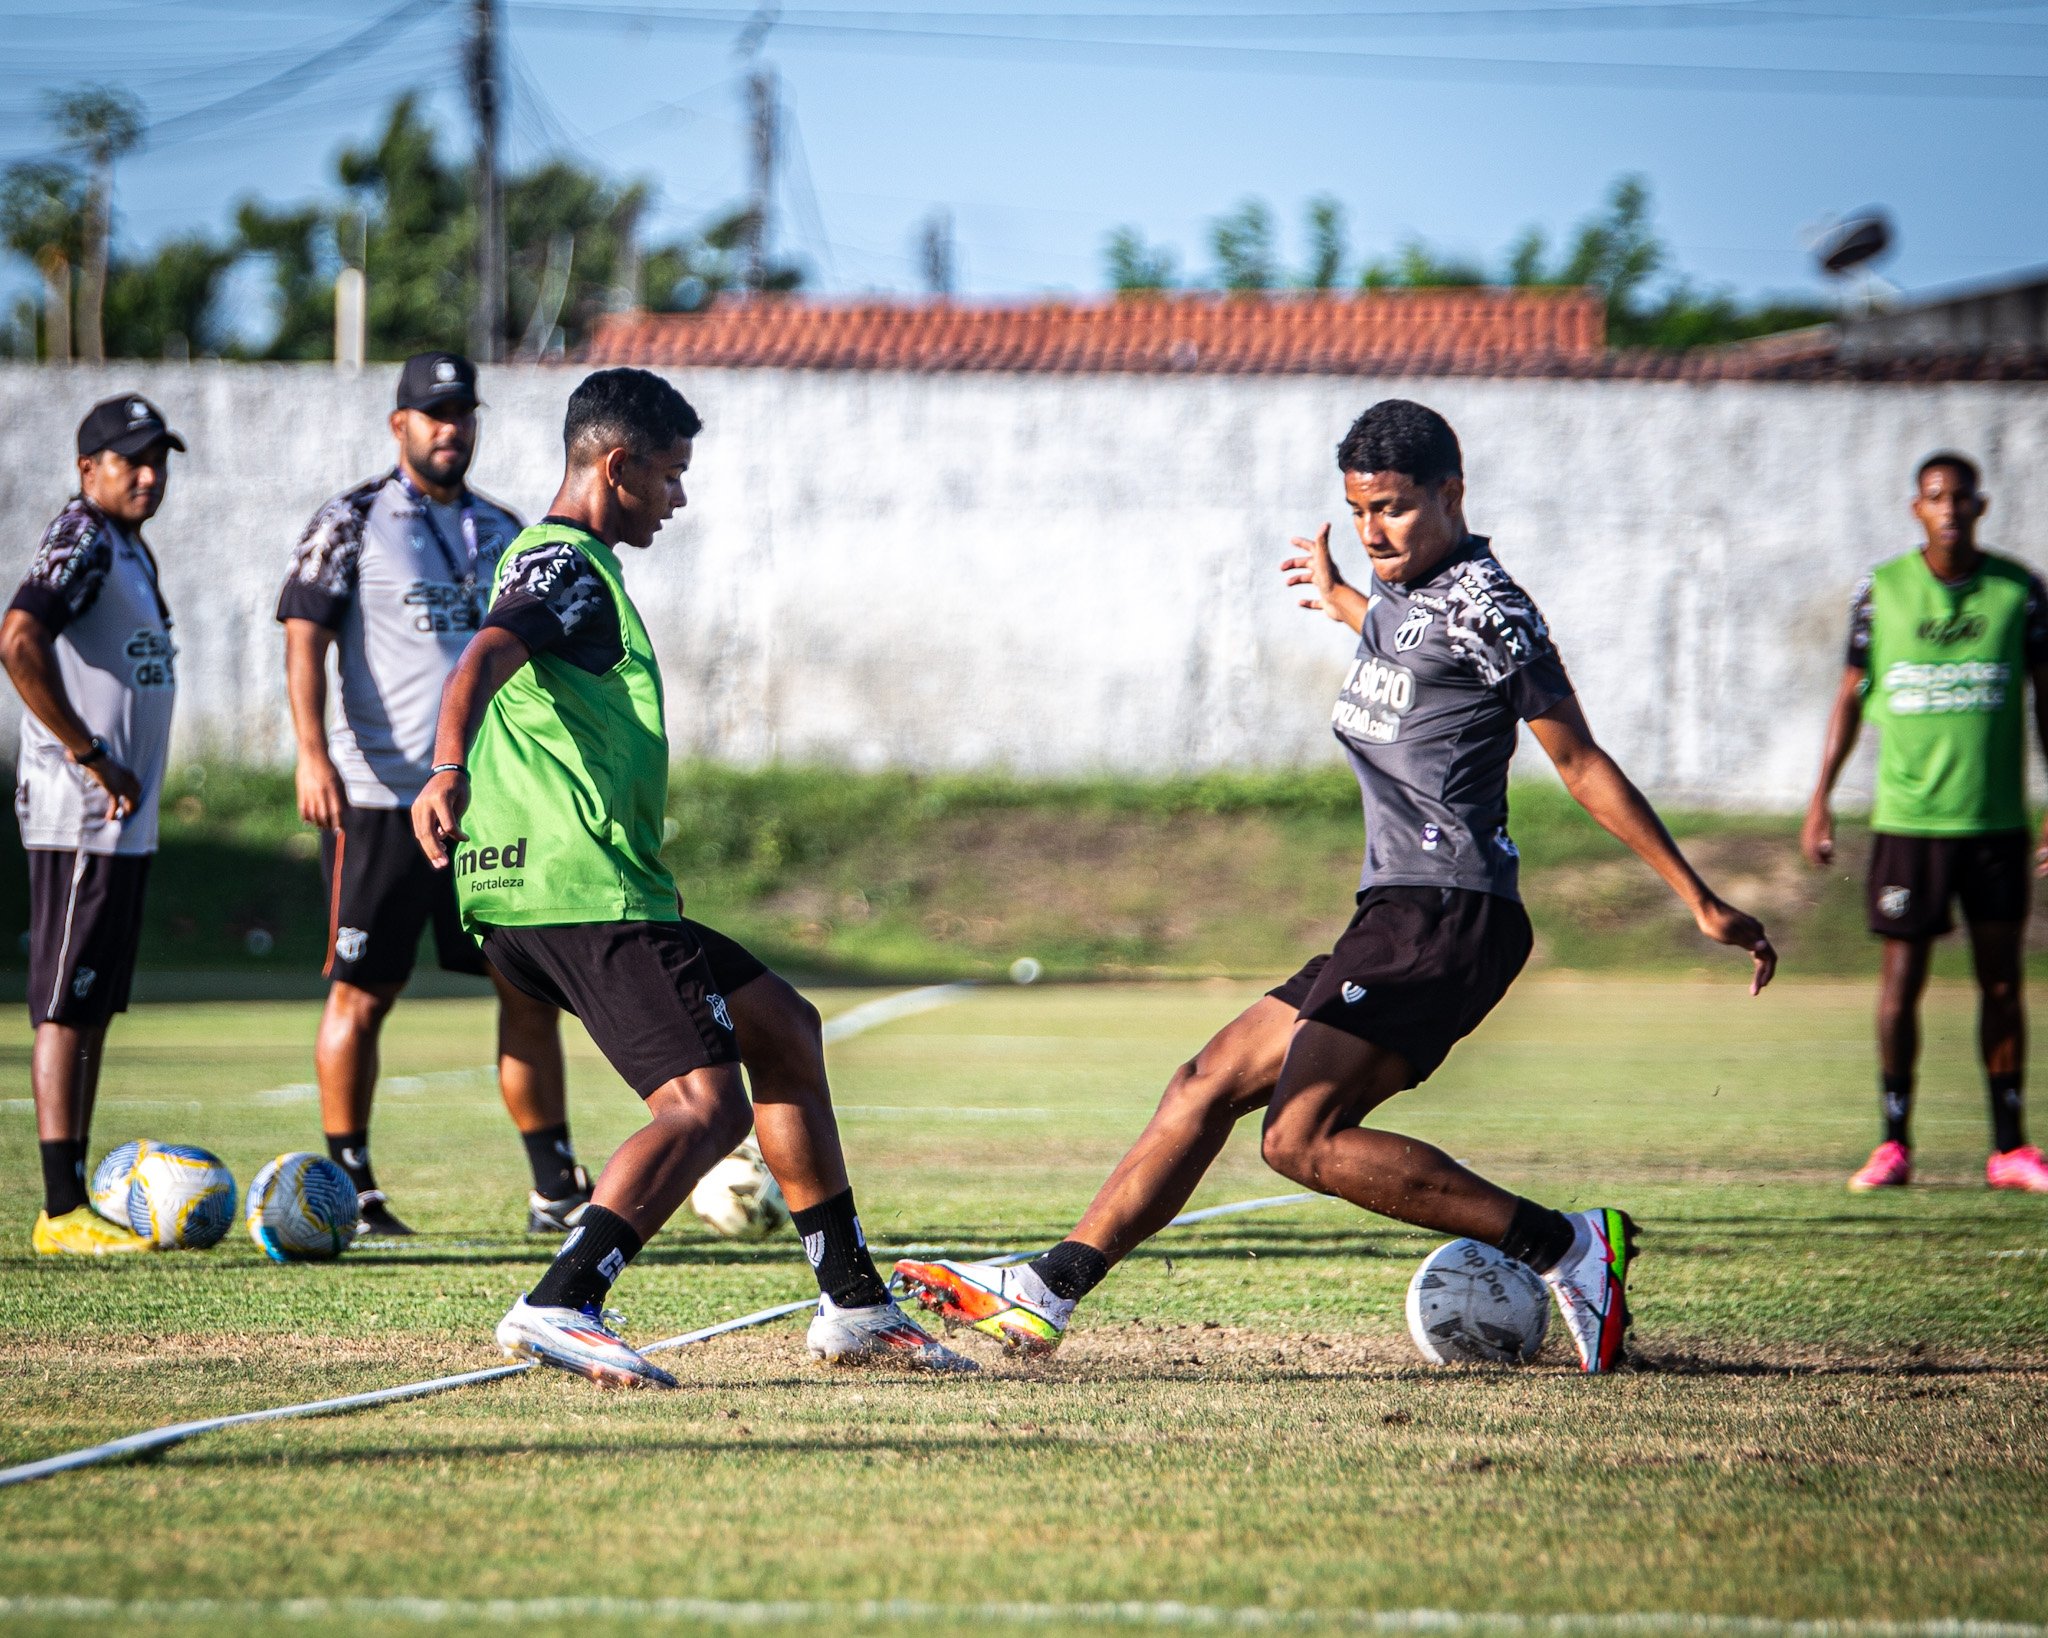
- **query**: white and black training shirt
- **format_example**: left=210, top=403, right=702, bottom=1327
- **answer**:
left=1330, top=535, right=1573, bottom=902
left=277, top=469, right=522, bottom=808
left=9, top=496, right=177, bottom=856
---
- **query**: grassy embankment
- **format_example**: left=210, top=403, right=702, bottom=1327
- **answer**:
left=0, top=761, right=1983, bottom=985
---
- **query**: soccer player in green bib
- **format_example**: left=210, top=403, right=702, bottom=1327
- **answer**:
left=413, top=369, right=971, bottom=1384
left=1805, top=452, right=2048, bottom=1194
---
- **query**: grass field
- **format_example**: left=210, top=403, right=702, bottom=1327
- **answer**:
left=2, top=977, right=2046, bottom=1635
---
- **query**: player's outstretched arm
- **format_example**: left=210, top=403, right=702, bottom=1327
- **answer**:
left=1802, top=665, right=1866, bottom=869
left=412, top=626, right=532, bottom=869
left=1528, top=695, right=1777, bottom=995
left=1281, top=524, right=1372, bottom=634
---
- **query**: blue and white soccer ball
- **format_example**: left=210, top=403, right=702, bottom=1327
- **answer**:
left=89, top=1138, right=151, bottom=1224
left=124, top=1143, right=238, bottom=1249
left=1405, top=1238, right=1550, bottom=1365
left=246, top=1152, right=359, bottom=1262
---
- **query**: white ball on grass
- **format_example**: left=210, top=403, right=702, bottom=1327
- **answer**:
left=689, top=1139, right=790, bottom=1240
left=1009, top=956, right=1043, bottom=986
left=1405, top=1237, right=1549, bottom=1365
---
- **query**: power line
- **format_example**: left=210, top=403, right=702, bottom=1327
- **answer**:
left=504, top=3, right=2048, bottom=99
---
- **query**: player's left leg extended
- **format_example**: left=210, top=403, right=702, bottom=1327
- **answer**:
left=1970, top=919, right=2048, bottom=1190
left=1260, top=1022, right=1634, bottom=1373
left=723, top=966, right=974, bottom=1373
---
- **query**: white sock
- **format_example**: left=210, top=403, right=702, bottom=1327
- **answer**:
left=1543, top=1213, right=1592, bottom=1283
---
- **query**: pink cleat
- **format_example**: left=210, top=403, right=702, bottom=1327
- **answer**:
left=1986, top=1145, right=2048, bottom=1193
left=1849, top=1140, right=1912, bottom=1192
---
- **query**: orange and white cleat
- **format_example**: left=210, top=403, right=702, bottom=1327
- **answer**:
left=1542, top=1207, right=1635, bottom=1374
left=1987, top=1144, right=2048, bottom=1193
left=892, top=1258, right=1073, bottom=1356
left=1849, top=1140, right=1913, bottom=1192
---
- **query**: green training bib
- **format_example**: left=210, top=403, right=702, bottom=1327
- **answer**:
left=455, top=523, right=679, bottom=929
left=1863, top=549, right=2034, bottom=836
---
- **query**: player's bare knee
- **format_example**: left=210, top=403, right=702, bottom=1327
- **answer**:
left=1259, top=1116, right=1321, bottom=1188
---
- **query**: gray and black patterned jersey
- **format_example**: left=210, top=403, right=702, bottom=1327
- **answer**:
left=277, top=469, right=521, bottom=807
left=480, top=533, right=625, bottom=674
left=1331, top=536, right=1572, bottom=902
left=9, top=497, right=177, bottom=855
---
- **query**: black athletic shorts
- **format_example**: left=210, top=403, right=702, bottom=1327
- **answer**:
left=26, top=849, right=151, bottom=1029
left=322, top=805, right=487, bottom=985
left=1267, top=885, right=1533, bottom=1087
left=1866, top=830, right=2032, bottom=940
left=478, top=917, right=763, bottom=1096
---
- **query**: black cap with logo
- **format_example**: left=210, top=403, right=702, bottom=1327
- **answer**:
left=76, top=394, right=186, bottom=459
left=396, top=351, right=480, bottom=414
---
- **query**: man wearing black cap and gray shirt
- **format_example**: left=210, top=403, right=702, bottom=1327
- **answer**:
left=278, top=352, right=584, bottom=1237
left=2, top=394, right=183, bottom=1254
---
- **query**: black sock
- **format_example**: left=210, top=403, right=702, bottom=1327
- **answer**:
left=521, top=1123, right=583, bottom=1199
left=1882, top=1074, right=1914, bottom=1148
left=39, top=1138, right=87, bottom=1217
left=1990, top=1075, right=2026, bottom=1154
left=1029, top=1240, right=1111, bottom=1303
left=1497, top=1196, right=1577, bottom=1275
left=528, top=1204, right=642, bottom=1310
left=791, top=1188, right=890, bottom=1308
left=326, top=1130, right=376, bottom=1195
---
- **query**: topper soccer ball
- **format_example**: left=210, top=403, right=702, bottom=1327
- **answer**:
left=1405, top=1238, right=1550, bottom=1365
left=688, top=1138, right=790, bottom=1240
left=124, top=1143, right=238, bottom=1249
left=90, top=1138, right=151, bottom=1224
left=246, top=1152, right=360, bottom=1262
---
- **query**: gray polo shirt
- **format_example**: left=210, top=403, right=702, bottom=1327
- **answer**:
left=277, top=470, right=521, bottom=808
left=1331, top=536, right=1572, bottom=902
left=9, top=497, right=177, bottom=856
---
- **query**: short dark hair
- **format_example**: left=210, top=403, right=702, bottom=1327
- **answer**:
left=564, top=367, right=702, bottom=464
left=1916, top=450, right=1980, bottom=492
left=1336, top=399, right=1462, bottom=487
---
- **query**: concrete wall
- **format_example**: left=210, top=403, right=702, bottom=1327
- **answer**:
left=4, top=362, right=2047, bottom=811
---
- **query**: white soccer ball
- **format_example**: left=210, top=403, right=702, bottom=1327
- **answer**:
left=688, top=1138, right=790, bottom=1240
left=90, top=1138, right=151, bottom=1224
left=124, top=1143, right=238, bottom=1249
left=246, top=1152, right=360, bottom=1262
left=1405, top=1238, right=1550, bottom=1365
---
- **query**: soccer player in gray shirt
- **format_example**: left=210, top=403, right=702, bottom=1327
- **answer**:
left=898, top=399, right=1778, bottom=1373
left=277, top=353, right=583, bottom=1237
left=3, top=394, right=183, bottom=1255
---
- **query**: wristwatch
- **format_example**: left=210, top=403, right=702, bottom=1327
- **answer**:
left=74, top=735, right=109, bottom=767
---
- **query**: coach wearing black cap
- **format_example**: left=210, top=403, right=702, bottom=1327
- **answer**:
left=1, top=394, right=183, bottom=1255
left=277, top=351, right=580, bottom=1239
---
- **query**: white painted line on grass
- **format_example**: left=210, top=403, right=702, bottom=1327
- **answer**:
left=821, top=981, right=975, bottom=1044
left=0, top=1598, right=2036, bottom=1634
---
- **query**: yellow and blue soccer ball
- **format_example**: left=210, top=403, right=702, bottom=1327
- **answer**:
left=122, top=1143, right=238, bottom=1249
left=246, top=1152, right=359, bottom=1262
left=89, top=1138, right=152, bottom=1224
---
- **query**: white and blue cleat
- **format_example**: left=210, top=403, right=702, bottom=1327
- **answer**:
left=496, top=1297, right=678, bottom=1389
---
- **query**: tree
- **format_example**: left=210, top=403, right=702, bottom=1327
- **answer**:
left=0, top=160, right=84, bottom=359
left=1104, top=226, right=1175, bottom=294
left=104, top=234, right=236, bottom=359
left=234, top=93, right=799, bottom=361
left=48, top=85, right=145, bottom=364
left=1300, top=195, right=1346, bottom=291
left=1211, top=199, right=1276, bottom=293
left=1360, top=239, right=1485, bottom=290
left=1556, top=174, right=1663, bottom=322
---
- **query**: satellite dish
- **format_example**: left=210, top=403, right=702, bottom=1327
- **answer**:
left=1816, top=211, right=1894, bottom=278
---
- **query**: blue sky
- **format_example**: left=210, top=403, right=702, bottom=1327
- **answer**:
left=2, top=0, right=2045, bottom=317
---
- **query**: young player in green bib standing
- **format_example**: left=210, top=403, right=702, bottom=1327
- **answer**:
left=1804, top=452, right=2048, bottom=1193
left=414, top=368, right=969, bottom=1385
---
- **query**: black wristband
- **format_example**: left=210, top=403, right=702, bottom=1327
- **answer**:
left=430, top=763, right=468, bottom=779
left=74, top=735, right=109, bottom=767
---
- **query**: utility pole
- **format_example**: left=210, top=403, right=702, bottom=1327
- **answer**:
left=744, top=65, right=777, bottom=295
left=467, top=0, right=504, bottom=361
